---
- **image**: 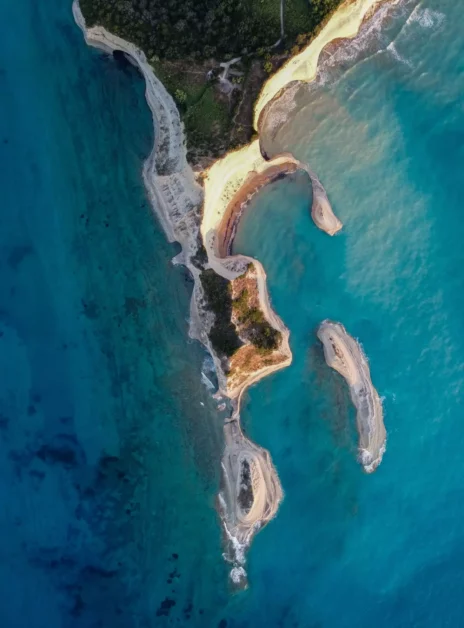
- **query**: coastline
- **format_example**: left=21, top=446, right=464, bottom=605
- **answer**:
left=73, top=0, right=390, bottom=585
left=317, top=320, right=386, bottom=472
left=72, top=1, right=202, bottom=245
left=205, top=149, right=342, bottom=264
left=254, top=0, right=385, bottom=132
left=219, top=416, right=284, bottom=588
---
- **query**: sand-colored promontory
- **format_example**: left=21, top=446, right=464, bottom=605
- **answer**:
left=214, top=155, right=342, bottom=258
left=219, top=415, right=283, bottom=588
left=317, top=320, right=386, bottom=472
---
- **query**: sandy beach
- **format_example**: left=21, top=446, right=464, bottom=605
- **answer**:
left=317, top=320, right=386, bottom=472
left=215, top=158, right=342, bottom=259
left=216, top=162, right=300, bottom=258
left=254, top=0, right=385, bottom=131
left=202, top=146, right=341, bottom=281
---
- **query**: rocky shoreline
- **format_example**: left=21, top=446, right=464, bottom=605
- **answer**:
left=219, top=415, right=283, bottom=588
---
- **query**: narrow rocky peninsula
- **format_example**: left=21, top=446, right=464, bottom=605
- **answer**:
left=317, top=320, right=386, bottom=473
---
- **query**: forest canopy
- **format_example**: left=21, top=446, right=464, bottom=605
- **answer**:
left=80, top=0, right=342, bottom=62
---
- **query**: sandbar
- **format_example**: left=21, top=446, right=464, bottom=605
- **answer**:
left=317, top=320, right=386, bottom=472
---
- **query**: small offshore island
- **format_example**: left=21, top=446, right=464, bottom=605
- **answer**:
left=74, top=0, right=388, bottom=586
left=317, top=321, right=386, bottom=473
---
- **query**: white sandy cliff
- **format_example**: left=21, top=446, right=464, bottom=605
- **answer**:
left=254, top=0, right=384, bottom=130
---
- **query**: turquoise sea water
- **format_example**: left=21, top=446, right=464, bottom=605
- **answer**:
left=1, top=0, right=463, bottom=625
left=232, top=0, right=464, bottom=625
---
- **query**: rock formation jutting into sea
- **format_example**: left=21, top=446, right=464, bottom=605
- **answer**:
left=317, top=321, right=386, bottom=473
left=73, top=0, right=388, bottom=587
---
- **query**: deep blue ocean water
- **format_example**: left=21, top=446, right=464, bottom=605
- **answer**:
left=1, top=0, right=463, bottom=625
left=0, top=0, right=230, bottom=625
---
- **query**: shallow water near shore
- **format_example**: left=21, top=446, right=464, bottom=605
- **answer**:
left=2, top=0, right=464, bottom=626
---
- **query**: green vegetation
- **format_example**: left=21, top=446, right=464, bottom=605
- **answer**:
left=174, top=89, right=187, bottom=105
left=264, top=61, right=273, bottom=74
left=81, top=0, right=342, bottom=62
left=81, top=0, right=282, bottom=61
left=233, top=287, right=281, bottom=352
left=183, top=87, right=231, bottom=154
left=285, top=0, right=316, bottom=39
left=232, top=287, right=250, bottom=315
left=238, top=460, right=253, bottom=512
left=80, top=0, right=343, bottom=159
left=200, top=269, right=242, bottom=358
left=190, top=240, right=208, bottom=270
left=148, top=58, right=231, bottom=157
left=200, top=269, right=281, bottom=358
left=149, top=59, right=208, bottom=107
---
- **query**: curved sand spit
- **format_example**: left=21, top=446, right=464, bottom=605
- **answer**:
left=317, top=320, right=386, bottom=472
left=74, top=0, right=390, bottom=585
left=201, top=140, right=341, bottom=282
left=213, top=152, right=341, bottom=260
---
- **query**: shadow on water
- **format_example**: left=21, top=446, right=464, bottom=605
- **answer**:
left=307, top=337, right=358, bottom=459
